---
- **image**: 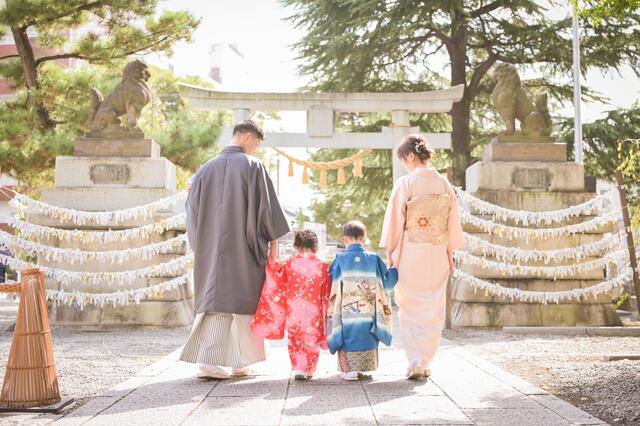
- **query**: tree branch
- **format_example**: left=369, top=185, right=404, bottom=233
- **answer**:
left=25, top=0, right=112, bottom=28
left=0, top=54, right=20, bottom=61
left=468, top=1, right=506, bottom=19
left=34, top=34, right=172, bottom=67
left=468, top=53, right=497, bottom=98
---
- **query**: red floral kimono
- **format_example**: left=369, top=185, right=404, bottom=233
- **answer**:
left=251, top=254, right=331, bottom=376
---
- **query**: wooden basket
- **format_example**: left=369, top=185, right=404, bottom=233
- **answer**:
left=0, top=269, right=61, bottom=408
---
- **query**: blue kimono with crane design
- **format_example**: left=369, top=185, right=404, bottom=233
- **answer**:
left=327, top=243, right=398, bottom=354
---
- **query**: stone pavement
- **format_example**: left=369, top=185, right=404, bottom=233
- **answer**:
left=3, top=336, right=607, bottom=426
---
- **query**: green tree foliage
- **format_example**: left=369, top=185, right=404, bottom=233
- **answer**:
left=576, top=0, right=640, bottom=24
left=0, top=0, right=199, bottom=130
left=0, top=63, right=224, bottom=191
left=137, top=67, right=225, bottom=173
left=558, top=105, right=640, bottom=226
left=281, top=0, right=640, bottom=185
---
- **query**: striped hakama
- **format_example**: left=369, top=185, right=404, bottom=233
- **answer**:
left=179, top=312, right=266, bottom=369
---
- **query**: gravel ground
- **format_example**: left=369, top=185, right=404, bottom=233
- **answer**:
left=444, top=328, right=640, bottom=426
left=0, top=297, right=190, bottom=413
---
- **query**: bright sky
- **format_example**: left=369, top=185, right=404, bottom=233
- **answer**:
left=146, top=0, right=640, bottom=210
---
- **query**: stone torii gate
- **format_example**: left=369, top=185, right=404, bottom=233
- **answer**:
left=179, top=84, right=464, bottom=182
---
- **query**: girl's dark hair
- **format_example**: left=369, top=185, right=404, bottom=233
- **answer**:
left=294, top=229, right=318, bottom=251
left=396, top=133, right=434, bottom=163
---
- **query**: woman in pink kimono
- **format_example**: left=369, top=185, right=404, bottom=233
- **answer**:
left=380, top=134, right=464, bottom=380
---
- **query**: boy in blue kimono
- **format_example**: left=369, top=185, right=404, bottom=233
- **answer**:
left=327, top=220, right=398, bottom=380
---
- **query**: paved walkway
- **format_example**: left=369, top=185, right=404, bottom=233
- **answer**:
left=6, top=336, right=607, bottom=426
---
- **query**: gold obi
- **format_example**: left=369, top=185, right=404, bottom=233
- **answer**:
left=404, top=194, right=450, bottom=245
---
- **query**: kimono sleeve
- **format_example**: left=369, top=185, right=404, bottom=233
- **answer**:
left=185, top=174, right=202, bottom=252
left=328, top=260, right=341, bottom=301
left=445, top=180, right=464, bottom=251
left=376, top=256, right=398, bottom=291
left=247, top=162, right=291, bottom=265
left=380, top=176, right=410, bottom=250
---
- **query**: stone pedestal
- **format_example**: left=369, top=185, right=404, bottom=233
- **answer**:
left=453, top=136, right=622, bottom=327
left=33, top=137, right=194, bottom=328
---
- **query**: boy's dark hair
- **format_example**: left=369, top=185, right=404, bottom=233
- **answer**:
left=232, top=119, right=264, bottom=140
left=294, top=229, right=318, bottom=251
left=343, top=220, right=366, bottom=240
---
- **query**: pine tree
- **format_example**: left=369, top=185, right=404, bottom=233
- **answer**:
left=0, top=0, right=199, bottom=130
left=281, top=0, right=640, bottom=185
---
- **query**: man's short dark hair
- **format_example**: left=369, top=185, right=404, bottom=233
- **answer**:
left=232, top=119, right=264, bottom=140
left=343, top=220, right=366, bottom=240
left=294, top=229, right=318, bottom=251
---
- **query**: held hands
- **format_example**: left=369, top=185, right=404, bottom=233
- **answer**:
left=447, top=249, right=455, bottom=274
left=386, top=251, right=394, bottom=268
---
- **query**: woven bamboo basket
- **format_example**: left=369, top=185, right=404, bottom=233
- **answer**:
left=0, top=269, right=61, bottom=408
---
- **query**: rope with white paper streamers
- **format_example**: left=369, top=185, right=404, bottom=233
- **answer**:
left=455, top=187, right=612, bottom=225
left=454, top=249, right=628, bottom=280
left=460, top=209, right=620, bottom=240
left=0, top=213, right=186, bottom=243
left=9, top=190, right=187, bottom=226
left=0, top=252, right=192, bottom=286
left=0, top=230, right=187, bottom=265
left=45, top=275, right=191, bottom=309
left=452, top=268, right=631, bottom=304
left=463, top=232, right=624, bottom=264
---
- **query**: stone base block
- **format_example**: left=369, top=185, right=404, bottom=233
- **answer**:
left=451, top=301, right=621, bottom=327
left=47, top=297, right=194, bottom=328
left=74, top=137, right=160, bottom=158
left=492, top=134, right=556, bottom=144
left=482, top=142, right=567, bottom=162
left=466, top=161, right=585, bottom=192
left=55, top=157, right=176, bottom=189
left=468, top=191, right=598, bottom=211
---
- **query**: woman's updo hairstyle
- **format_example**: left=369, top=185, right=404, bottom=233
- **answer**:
left=396, top=133, right=434, bottom=163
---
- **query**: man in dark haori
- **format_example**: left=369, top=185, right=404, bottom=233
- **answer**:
left=180, top=119, right=290, bottom=379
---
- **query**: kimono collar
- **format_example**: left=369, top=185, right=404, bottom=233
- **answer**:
left=346, top=243, right=365, bottom=252
left=410, top=166, right=437, bottom=176
left=299, top=252, right=317, bottom=259
left=223, top=145, right=245, bottom=154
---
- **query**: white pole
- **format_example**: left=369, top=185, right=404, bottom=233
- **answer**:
left=572, top=3, right=584, bottom=164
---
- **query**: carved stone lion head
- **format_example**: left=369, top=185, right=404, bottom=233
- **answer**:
left=123, top=59, right=150, bottom=83
left=493, top=63, right=521, bottom=86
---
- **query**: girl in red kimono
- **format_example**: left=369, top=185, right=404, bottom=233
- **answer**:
left=251, top=230, right=331, bottom=380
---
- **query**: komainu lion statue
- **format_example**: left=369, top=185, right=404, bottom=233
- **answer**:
left=491, top=63, right=552, bottom=136
left=88, top=59, right=151, bottom=134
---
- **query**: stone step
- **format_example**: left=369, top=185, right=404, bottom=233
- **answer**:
left=464, top=232, right=608, bottom=250
left=42, top=230, right=185, bottom=251
left=459, top=262, right=605, bottom=280
left=44, top=268, right=190, bottom=293
left=464, top=214, right=615, bottom=233
left=451, top=278, right=621, bottom=304
left=468, top=191, right=599, bottom=211
left=451, top=301, right=622, bottom=327
left=47, top=297, right=195, bottom=328
left=55, top=156, right=176, bottom=189
left=37, top=252, right=185, bottom=273
left=466, top=161, right=585, bottom=192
